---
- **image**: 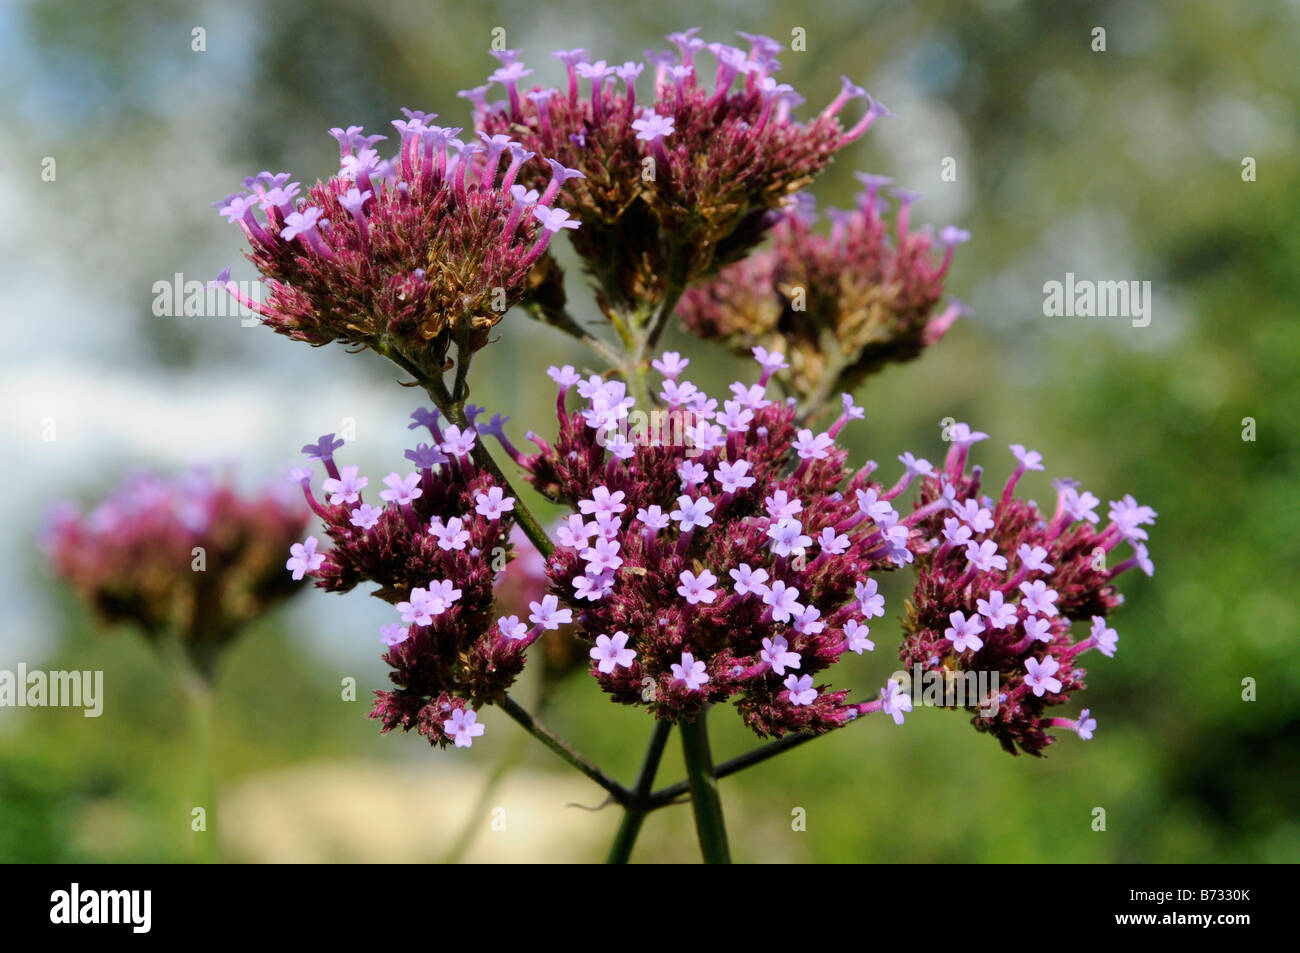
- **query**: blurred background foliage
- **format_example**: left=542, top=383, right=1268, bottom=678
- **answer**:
left=1, top=0, right=1296, bottom=862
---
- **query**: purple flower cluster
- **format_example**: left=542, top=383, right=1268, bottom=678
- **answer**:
left=43, top=469, right=309, bottom=668
left=471, top=33, right=886, bottom=309
left=677, top=182, right=969, bottom=400
left=519, top=348, right=915, bottom=737
left=901, top=429, right=1157, bottom=755
left=214, top=110, right=583, bottom=375
left=286, top=409, right=533, bottom=748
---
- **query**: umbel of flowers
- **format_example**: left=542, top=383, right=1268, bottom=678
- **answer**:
left=285, top=409, right=547, bottom=749
left=899, top=426, right=1155, bottom=755
left=207, top=27, right=1159, bottom=863
left=472, top=33, right=887, bottom=316
left=519, top=349, right=901, bottom=735
left=515, top=348, right=1154, bottom=751
left=677, top=182, right=969, bottom=407
left=44, top=468, right=308, bottom=676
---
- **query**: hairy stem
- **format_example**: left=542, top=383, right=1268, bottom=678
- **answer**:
left=606, top=720, right=673, bottom=863
left=680, top=709, right=731, bottom=863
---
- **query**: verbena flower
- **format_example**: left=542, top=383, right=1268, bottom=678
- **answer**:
left=512, top=351, right=1153, bottom=750
left=518, top=348, right=919, bottom=737
left=287, top=411, right=535, bottom=749
left=215, top=112, right=583, bottom=377
left=677, top=183, right=969, bottom=400
left=899, top=431, right=1157, bottom=755
left=43, top=468, right=308, bottom=670
left=472, top=34, right=886, bottom=310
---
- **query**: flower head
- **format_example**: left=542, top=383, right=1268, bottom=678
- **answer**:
left=216, top=110, right=583, bottom=379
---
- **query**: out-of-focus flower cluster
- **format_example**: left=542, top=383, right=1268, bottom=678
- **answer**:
left=901, top=427, right=1156, bottom=755
left=214, top=109, right=583, bottom=376
left=472, top=32, right=886, bottom=310
left=286, top=409, right=547, bottom=748
left=677, top=181, right=968, bottom=402
left=43, top=469, right=309, bottom=670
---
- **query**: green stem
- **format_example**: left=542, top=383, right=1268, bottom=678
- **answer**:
left=499, top=695, right=632, bottom=805
left=381, top=346, right=556, bottom=559
left=606, top=720, right=673, bottom=864
left=161, top=639, right=219, bottom=863
left=524, top=301, right=626, bottom=370
left=679, top=709, right=731, bottom=863
left=649, top=729, right=819, bottom=809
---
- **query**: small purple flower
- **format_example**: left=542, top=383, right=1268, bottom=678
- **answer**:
left=767, top=518, right=812, bottom=558
left=474, top=486, right=515, bottom=519
left=761, top=635, right=801, bottom=676
left=677, top=568, right=719, bottom=605
left=1019, top=580, right=1059, bottom=617
left=379, top=471, right=423, bottom=505
left=792, top=429, right=834, bottom=460
left=528, top=594, right=573, bottom=631
left=444, top=709, right=485, bottom=748
left=321, top=465, right=367, bottom=505
left=880, top=679, right=913, bottom=725
left=714, top=459, right=756, bottom=493
left=763, top=580, right=803, bottom=622
left=636, top=505, right=671, bottom=532
left=286, top=537, right=325, bottom=580
left=1090, top=616, right=1118, bottom=657
left=590, top=632, right=636, bottom=673
left=579, top=486, right=628, bottom=517
left=397, top=587, right=434, bottom=627
left=1018, top=544, right=1054, bottom=575
left=426, top=579, right=462, bottom=614
left=301, top=433, right=345, bottom=462
left=440, top=425, right=477, bottom=458
left=380, top=623, right=409, bottom=647
left=1024, top=655, right=1063, bottom=697
left=670, top=494, right=714, bottom=531
left=1076, top=708, right=1097, bottom=740
left=581, top=537, right=623, bottom=574
left=652, top=351, right=690, bottom=379
left=1010, top=444, right=1045, bottom=471
left=349, top=503, right=382, bottom=530
left=818, top=527, right=850, bottom=555
left=631, top=111, right=676, bottom=141
left=855, top=578, right=885, bottom=618
left=671, top=651, right=709, bottom=691
left=843, top=619, right=874, bottom=654
left=764, top=489, right=802, bottom=521
left=965, top=539, right=1007, bottom=573
left=1060, top=486, right=1101, bottom=524
left=976, top=590, right=1018, bottom=630
left=944, top=610, right=986, bottom=653
left=281, top=206, right=325, bottom=242
left=429, top=516, right=471, bottom=551
left=533, top=205, right=581, bottom=232
left=497, top=615, right=529, bottom=640
left=1024, top=616, right=1052, bottom=643
left=785, top=674, right=818, bottom=707
left=730, top=563, right=770, bottom=596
